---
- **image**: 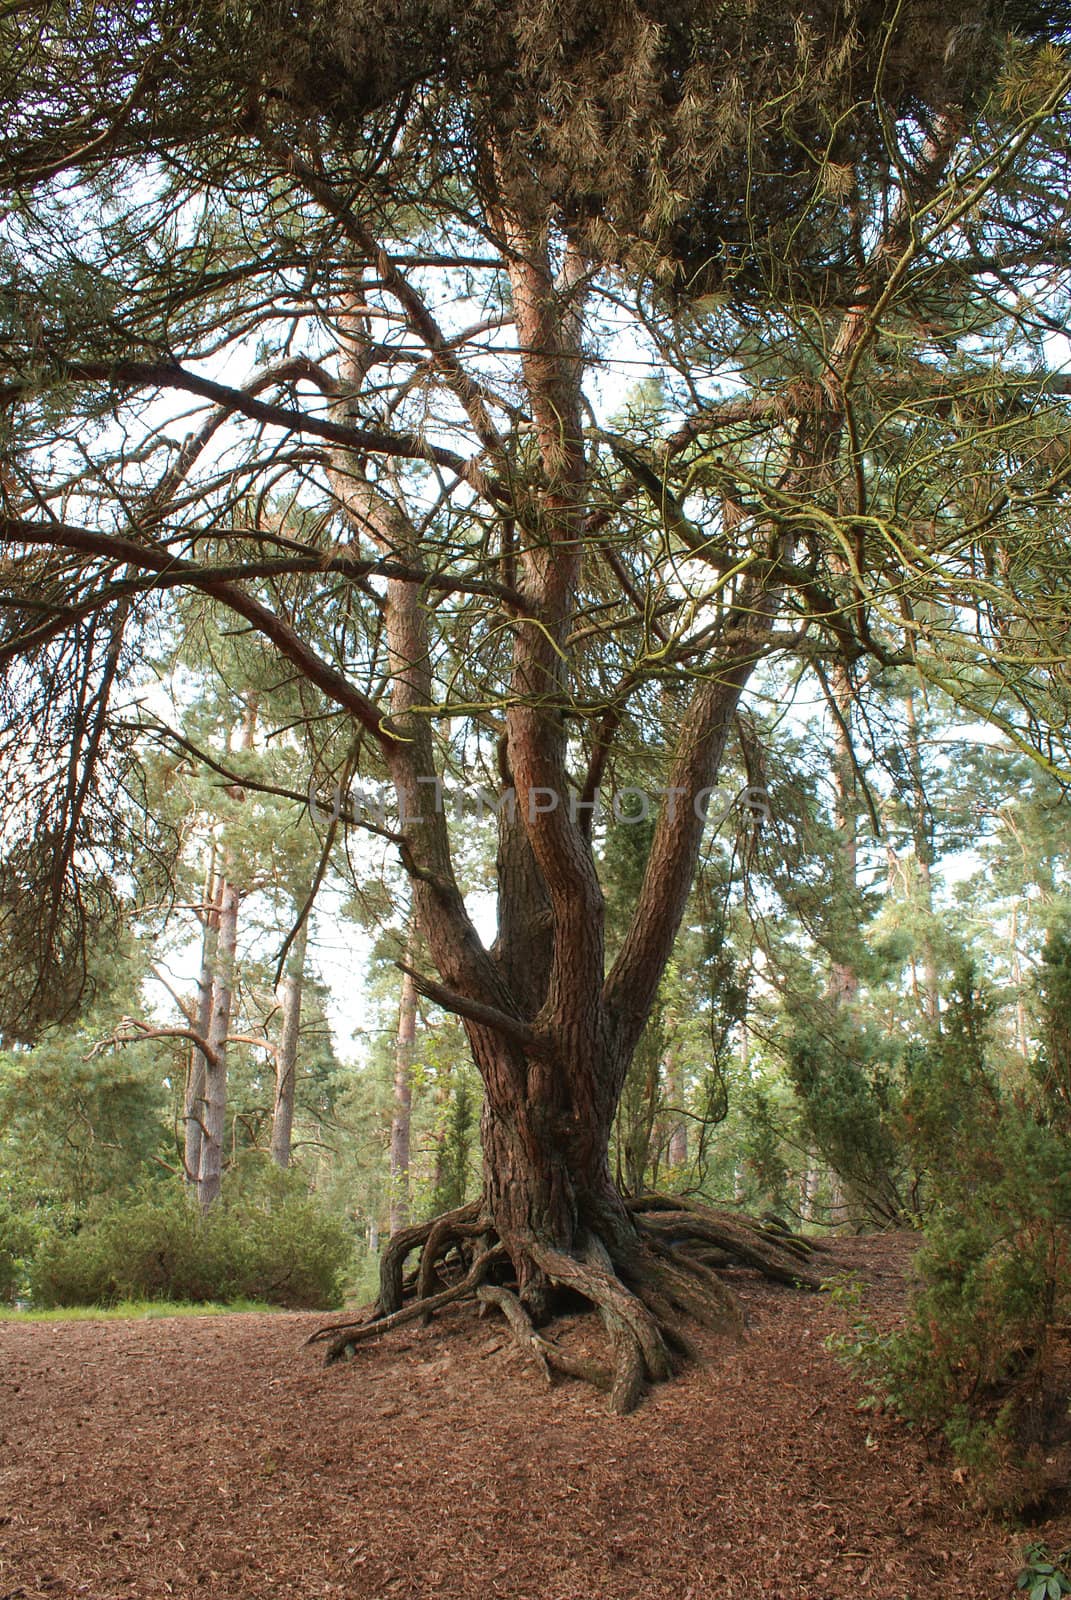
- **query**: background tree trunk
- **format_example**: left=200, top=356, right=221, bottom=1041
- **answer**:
left=184, top=846, right=219, bottom=1189
left=197, top=695, right=255, bottom=1206
left=198, top=873, right=239, bottom=1209
left=665, top=1044, right=688, bottom=1170
left=389, top=922, right=418, bottom=1234
left=270, top=911, right=308, bottom=1169
left=829, top=663, right=860, bottom=1008
left=904, top=690, right=940, bottom=1021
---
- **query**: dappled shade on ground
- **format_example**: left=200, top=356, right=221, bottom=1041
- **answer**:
left=0, top=1234, right=1065, bottom=1599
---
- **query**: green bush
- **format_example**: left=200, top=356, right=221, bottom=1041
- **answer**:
left=831, top=965, right=1071, bottom=1509
left=0, top=1200, right=38, bottom=1305
left=29, top=1181, right=352, bottom=1310
left=785, top=1008, right=917, bottom=1226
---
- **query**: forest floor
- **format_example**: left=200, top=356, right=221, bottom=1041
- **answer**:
left=1, top=1231, right=1068, bottom=1600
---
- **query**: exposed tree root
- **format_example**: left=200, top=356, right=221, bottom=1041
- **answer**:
left=476, top=1284, right=614, bottom=1393
left=309, top=1193, right=819, bottom=1412
left=375, top=1199, right=482, bottom=1316
left=527, top=1235, right=672, bottom=1414
left=635, top=1237, right=743, bottom=1335
left=625, top=1194, right=824, bottom=1289
left=308, top=1244, right=504, bottom=1364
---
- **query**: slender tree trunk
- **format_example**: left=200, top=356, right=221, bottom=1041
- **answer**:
left=197, top=695, right=255, bottom=1206
left=829, top=1176, right=848, bottom=1228
left=801, top=1148, right=822, bottom=1223
left=904, top=689, right=940, bottom=1021
left=664, top=1043, right=688, bottom=1169
left=389, top=921, right=419, bottom=1234
left=270, top=911, right=308, bottom=1169
left=184, top=845, right=219, bottom=1189
left=198, top=874, right=239, bottom=1209
left=430, top=1067, right=451, bottom=1205
left=1011, top=902, right=1030, bottom=1060
left=829, top=663, right=859, bottom=1007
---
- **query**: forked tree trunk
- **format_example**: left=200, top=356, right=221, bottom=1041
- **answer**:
left=317, top=243, right=816, bottom=1407
left=305, top=99, right=965, bottom=1407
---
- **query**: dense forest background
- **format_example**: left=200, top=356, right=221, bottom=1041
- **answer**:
left=3, top=656, right=1071, bottom=1254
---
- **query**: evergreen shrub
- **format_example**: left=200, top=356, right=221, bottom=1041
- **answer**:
left=29, top=1179, right=351, bottom=1310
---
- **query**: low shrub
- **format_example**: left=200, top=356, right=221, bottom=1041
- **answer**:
left=830, top=965, right=1071, bottom=1511
left=0, top=1200, right=38, bottom=1305
left=29, top=1180, right=352, bottom=1310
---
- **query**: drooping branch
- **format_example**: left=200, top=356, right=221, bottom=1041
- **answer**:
left=3, top=519, right=401, bottom=747
left=0, top=523, right=528, bottom=642
left=2, top=361, right=507, bottom=505
left=89, top=1015, right=220, bottom=1070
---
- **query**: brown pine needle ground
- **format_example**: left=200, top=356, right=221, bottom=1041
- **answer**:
left=1, top=1233, right=1066, bottom=1599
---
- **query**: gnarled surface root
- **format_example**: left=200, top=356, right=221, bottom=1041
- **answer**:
left=308, top=1194, right=818, bottom=1412
left=375, top=1199, right=482, bottom=1316
left=626, top=1194, right=824, bottom=1289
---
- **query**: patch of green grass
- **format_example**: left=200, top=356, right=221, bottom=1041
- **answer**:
left=0, top=1297, right=278, bottom=1323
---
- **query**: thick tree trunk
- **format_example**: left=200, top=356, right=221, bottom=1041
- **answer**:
left=270, top=911, right=308, bottom=1169
left=314, top=1025, right=820, bottom=1408
left=465, top=1018, right=637, bottom=1318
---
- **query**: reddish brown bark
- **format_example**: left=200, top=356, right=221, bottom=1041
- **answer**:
left=302, top=112, right=970, bottom=1399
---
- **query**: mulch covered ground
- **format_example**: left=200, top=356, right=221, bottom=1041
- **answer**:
left=1, top=1232, right=1067, bottom=1599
